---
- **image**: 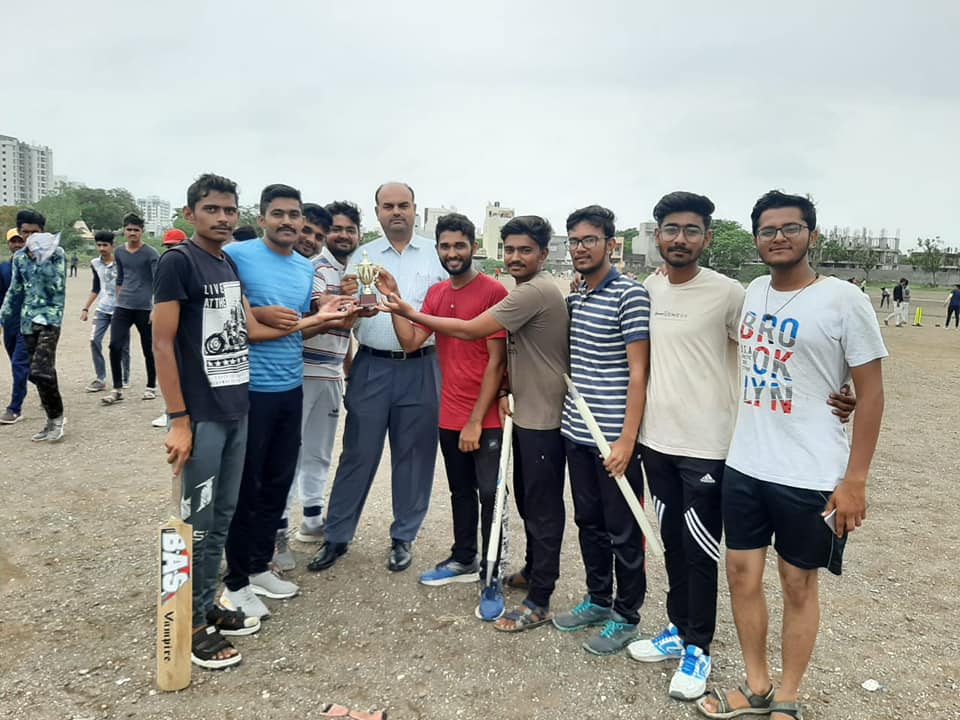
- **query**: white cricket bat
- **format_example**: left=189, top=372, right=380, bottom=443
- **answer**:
left=156, top=475, right=192, bottom=691
left=486, top=395, right=514, bottom=586
left=563, top=374, right=664, bottom=559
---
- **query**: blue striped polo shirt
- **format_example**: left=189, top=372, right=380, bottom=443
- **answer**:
left=224, top=238, right=313, bottom=393
left=562, top=268, right=651, bottom=446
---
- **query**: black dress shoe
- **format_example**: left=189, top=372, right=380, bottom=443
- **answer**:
left=308, top=542, right=348, bottom=571
left=388, top=539, right=412, bottom=572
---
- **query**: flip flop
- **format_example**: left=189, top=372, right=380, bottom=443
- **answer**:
left=318, top=704, right=351, bottom=718
left=349, top=711, right=388, bottom=720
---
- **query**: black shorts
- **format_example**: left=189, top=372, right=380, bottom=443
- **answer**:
left=722, top=465, right=846, bottom=576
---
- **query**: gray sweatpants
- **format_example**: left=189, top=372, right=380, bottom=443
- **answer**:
left=283, top=377, right=343, bottom=522
left=180, top=418, right=248, bottom=626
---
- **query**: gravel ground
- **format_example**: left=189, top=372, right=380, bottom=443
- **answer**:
left=0, top=278, right=957, bottom=720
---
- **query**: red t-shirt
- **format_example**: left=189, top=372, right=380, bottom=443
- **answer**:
left=420, top=273, right=509, bottom=431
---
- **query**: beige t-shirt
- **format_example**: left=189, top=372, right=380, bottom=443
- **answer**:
left=639, top=268, right=744, bottom=459
left=490, top=272, right=569, bottom=431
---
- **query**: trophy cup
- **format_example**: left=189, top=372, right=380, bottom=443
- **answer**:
left=356, top=250, right=382, bottom=307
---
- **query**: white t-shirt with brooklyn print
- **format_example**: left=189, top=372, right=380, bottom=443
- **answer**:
left=726, top=275, right=887, bottom=492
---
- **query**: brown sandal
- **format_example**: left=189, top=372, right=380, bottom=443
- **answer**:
left=318, top=704, right=351, bottom=718
left=493, top=603, right=552, bottom=633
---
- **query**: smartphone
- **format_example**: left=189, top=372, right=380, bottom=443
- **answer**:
left=823, top=508, right=837, bottom=533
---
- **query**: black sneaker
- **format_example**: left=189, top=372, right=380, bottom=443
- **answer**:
left=206, top=604, right=261, bottom=636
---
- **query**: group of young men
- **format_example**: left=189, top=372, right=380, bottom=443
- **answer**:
left=1, top=177, right=887, bottom=720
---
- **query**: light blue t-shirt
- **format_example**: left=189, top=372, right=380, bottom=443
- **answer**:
left=225, top=238, right=313, bottom=393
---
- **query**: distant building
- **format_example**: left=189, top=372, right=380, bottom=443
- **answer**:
left=423, top=206, right=456, bottom=239
left=480, top=201, right=515, bottom=260
left=630, top=222, right=659, bottom=267
left=136, top=195, right=172, bottom=236
left=820, top=226, right=901, bottom=270
left=0, top=134, right=54, bottom=205
left=72, top=219, right=95, bottom=245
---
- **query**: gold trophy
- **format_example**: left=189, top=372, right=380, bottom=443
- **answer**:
left=356, top=250, right=382, bottom=307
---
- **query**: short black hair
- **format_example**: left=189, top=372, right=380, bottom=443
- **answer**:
left=186, top=173, right=239, bottom=210
left=94, top=230, right=115, bottom=244
left=122, top=213, right=144, bottom=228
left=324, top=201, right=361, bottom=229
left=652, top=191, right=715, bottom=229
left=435, top=212, right=476, bottom=243
left=303, top=203, right=333, bottom=231
left=260, top=184, right=302, bottom=215
left=16, top=209, right=46, bottom=231
left=232, top=225, right=258, bottom=241
left=565, top=205, right=616, bottom=238
left=374, top=182, right=415, bottom=205
left=501, top=215, right=553, bottom=249
left=901, top=278, right=909, bottom=286
left=750, top=190, right=816, bottom=236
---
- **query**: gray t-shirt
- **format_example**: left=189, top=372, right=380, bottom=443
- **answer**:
left=490, top=271, right=569, bottom=431
left=115, top=244, right=160, bottom=310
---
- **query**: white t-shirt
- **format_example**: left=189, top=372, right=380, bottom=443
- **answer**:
left=639, top=268, right=745, bottom=460
left=726, top=275, right=888, bottom=491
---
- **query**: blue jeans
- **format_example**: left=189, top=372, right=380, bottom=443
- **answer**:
left=2, top=322, right=29, bottom=414
left=90, top=311, right=130, bottom=384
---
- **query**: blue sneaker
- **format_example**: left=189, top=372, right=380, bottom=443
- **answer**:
left=475, top=581, right=505, bottom=621
left=669, top=645, right=711, bottom=700
left=418, top=557, right=480, bottom=586
left=627, top=623, right=684, bottom=662
left=582, top=615, right=639, bottom=655
left=552, top=596, right=613, bottom=631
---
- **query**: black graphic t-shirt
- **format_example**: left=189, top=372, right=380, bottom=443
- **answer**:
left=154, top=240, right=250, bottom=422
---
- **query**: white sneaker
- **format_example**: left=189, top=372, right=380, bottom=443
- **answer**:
left=151, top=413, right=167, bottom=428
left=669, top=645, right=711, bottom=700
left=294, top=519, right=325, bottom=543
left=250, top=569, right=299, bottom=599
left=220, top=585, right=271, bottom=620
left=628, top=623, right=684, bottom=662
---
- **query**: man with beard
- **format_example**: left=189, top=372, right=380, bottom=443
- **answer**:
left=698, top=191, right=885, bottom=720
left=373, top=212, right=509, bottom=619
left=380, top=216, right=568, bottom=632
left=551, top=205, right=650, bottom=656
left=273, top=202, right=359, bottom=570
left=310, top=182, right=446, bottom=574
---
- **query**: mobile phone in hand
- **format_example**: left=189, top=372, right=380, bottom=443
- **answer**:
left=823, top=508, right=837, bottom=533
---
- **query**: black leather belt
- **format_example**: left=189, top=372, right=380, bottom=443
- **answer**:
left=358, top=345, right=437, bottom=360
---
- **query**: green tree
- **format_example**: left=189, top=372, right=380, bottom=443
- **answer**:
left=172, top=207, right=194, bottom=237
left=59, top=223, right=85, bottom=252
left=0, top=206, right=17, bottom=234
left=915, top=237, right=944, bottom=286
left=704, top=219, right=755, bottom=276
left=34, top=189, right=83, bottom=232
left=238, top=204, right=260, bottom=233
left=361, top=230, right=380, bottom=245
left=818, top=238, right=849, bottom=264
left=851, top=243, right=879, bottom=282
left=618, top=227, right=639, bottom=256
left=76, top=187, right=139, bottom=230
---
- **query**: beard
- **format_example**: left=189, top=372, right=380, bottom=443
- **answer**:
left=442, top=255, right=473, bottom=276
left=659, top=244, right=702, bottom=268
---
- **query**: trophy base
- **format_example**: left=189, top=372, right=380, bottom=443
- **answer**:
left=359, top=293, right=378, bottom=308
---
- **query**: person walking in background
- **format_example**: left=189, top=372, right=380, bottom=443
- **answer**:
left=0, top=227, right=29, bottom=425
left=945, top=284, right=960, bottom=328
left=880, top=286, right=890, bottom=309
left=884, top=278, right=905, bottom=327
left=0, top=210, right=67, bottom=441
left=81, top=231, right=130, bottom=392
left=101, top=213, right=160, bottom=404
left=69, top=254, right=78, bottom=278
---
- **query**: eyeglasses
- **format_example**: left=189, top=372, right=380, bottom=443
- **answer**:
left=756, top=223, right=808, bottom=242
left=567, top=235, right=607, bottom=249
left=659, top=224, right=704, bottom=241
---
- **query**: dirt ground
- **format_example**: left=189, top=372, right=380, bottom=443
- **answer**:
left=0, top=277, right=957, bottom=720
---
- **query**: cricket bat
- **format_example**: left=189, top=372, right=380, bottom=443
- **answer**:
left=563, top=374, right=664, bottom=559
left=485, top=394, right=514, bottom=587
left=156, top=474, right=192, bottom=691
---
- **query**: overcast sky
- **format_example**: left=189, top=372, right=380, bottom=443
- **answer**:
left=4, top=1, right=957, bottom=248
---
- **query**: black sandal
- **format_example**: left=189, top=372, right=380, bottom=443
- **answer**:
left=191, top=625, right=242, bottom=669
left=769, top=701, right=804, bottom=720
left=696, top=682, right=776, bottom=718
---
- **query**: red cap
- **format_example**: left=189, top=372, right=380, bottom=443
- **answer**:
left=163, top=228, right=188, bottom=246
